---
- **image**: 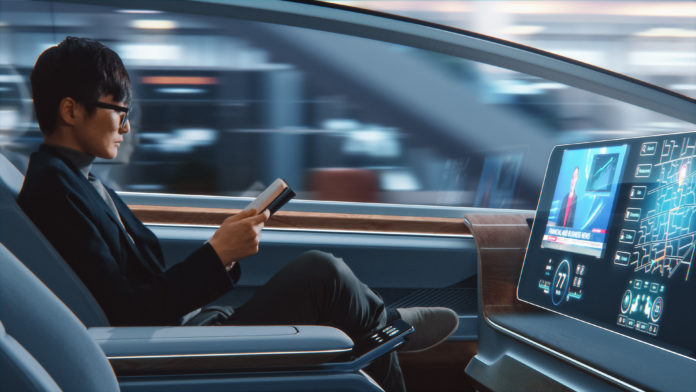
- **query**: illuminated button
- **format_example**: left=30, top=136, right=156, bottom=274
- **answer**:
left=651, top=297, right=664, bottom=322
left=626, top=318, right=636, bottom=328
left=640, top=142, right=657, bottom=156
left=573, top=277, right=583, bottom=288
left=619, top=230, right=636, bottom=244
left=567, top=290, right=582, bottom=300
left=614, top=251, right=630, bottom=266
left=629, top=186, right=646, bottom=199
left=650, top=283, right=659, bottom=293
left=648, top=324, right=659, bottom=336
left=617, top=315, right=626, bottom=326
left=625, top=208, right=641, bottom=221
left=635, top=164, right=652, bottom=178
left=634, top=280, right=642, bottom=289
left=575, top=264, right=585, bottom=275
left=636, top=321, right=648, bottom=332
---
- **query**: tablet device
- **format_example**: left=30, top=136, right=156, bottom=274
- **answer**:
left=246, top=178, right=295, bottom=215
left=518, top=132, right=696, bottom=361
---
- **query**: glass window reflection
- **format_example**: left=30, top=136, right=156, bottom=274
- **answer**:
left=0, top=1, right=692, bottom=210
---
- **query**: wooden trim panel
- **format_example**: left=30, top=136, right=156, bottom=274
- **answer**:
left=463, top=213, right=538, bottom=317
left=130, top=205, right=471, bottom=236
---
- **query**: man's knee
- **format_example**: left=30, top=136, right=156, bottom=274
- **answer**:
left=291, top=250, right=349, bottom=281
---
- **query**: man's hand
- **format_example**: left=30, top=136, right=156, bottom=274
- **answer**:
left=208, top=208, right=271, bottom=268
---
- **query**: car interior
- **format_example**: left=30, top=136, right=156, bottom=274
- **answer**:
left=1, top=1, right=695, bottom=391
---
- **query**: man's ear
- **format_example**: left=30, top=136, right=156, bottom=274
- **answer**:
left=57, top=97, right=80, bottom=127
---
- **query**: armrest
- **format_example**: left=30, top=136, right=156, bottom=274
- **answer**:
left=88, top=325, right=353, bottom=375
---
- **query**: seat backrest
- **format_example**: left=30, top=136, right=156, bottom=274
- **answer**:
left=0, top=150, right=24, bottom=197
left=0, top=243, right=119, bottom=391
left=0, top=152, right=110, bottom=327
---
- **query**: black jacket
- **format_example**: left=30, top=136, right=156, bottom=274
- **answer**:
left=18, top=145, right=236, bottom=326
left=556, top=192, right=577, bottom=228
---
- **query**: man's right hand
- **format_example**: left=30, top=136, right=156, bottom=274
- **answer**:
left=208, top=208, right=270, bottom=268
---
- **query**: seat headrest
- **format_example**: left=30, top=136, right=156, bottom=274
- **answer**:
left=0, top=151, right=24, bottom=198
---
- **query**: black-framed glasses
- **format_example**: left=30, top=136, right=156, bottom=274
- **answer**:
left=93, top=101, right=130, bottom=128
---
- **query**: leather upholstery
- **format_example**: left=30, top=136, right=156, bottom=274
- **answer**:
left=0, top=321, right=61, bottom=392
left=0, top=243, right=119, bottom=391
left=0, top=152, right=109, bottom=326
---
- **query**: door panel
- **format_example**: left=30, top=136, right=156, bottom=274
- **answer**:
left=130, top=192, right=482, bottom=391
left=151, top=225, right=476, bottom=289
left=150, top=224, right=479, bottom=341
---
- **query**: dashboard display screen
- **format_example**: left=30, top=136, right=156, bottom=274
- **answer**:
left=518, top=133, right=696, bottom=360
left=541, top=145, right=628, bottom=259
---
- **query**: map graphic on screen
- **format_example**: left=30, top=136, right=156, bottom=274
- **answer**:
left=630, top=138, right=695, bottom=282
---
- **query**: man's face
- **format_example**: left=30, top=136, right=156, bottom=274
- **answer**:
left=73, top=94, right=129, bottom=159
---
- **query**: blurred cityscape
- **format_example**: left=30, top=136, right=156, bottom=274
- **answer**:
left=0, top=0, right=694, bottom=209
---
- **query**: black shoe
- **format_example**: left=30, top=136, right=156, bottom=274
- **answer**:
left=397, top=307, right=458, bottom=353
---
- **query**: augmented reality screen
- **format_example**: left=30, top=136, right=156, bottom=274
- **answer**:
left=519, top=133, right=696, bottom=360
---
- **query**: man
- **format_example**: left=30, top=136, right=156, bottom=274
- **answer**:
left=556, top=166, right=579, bottom=228
left=18, top=37, right=457, bottom=391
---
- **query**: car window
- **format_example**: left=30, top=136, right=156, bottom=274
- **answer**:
left=0, top=1, right=693, bottom=210
left=331, top=1, right=696, bottom=100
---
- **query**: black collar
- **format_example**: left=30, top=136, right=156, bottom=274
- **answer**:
left=40, top=143, right=94, bottom=178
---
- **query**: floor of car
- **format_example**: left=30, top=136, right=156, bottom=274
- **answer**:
left=399, top=340, right=477, bottom=392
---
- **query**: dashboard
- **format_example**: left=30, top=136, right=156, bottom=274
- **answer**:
left=519, top=132, right=696, bottom=362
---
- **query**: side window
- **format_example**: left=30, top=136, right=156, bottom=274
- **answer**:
left=0, top=2, right=692, bottom=210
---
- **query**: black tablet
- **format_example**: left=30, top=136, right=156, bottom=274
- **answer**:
left=518, top=132, right=696, bottom=361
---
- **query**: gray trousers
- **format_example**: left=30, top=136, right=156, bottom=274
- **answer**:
left=225, top=250, right=406, bottom=392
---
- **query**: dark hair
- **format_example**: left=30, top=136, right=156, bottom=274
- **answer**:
left=30, top=36, right=131, bottom=135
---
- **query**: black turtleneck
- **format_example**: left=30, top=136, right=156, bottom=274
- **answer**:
left=41, top=143, right=94, bottom=178
left=41, top=143, right=122, bottom=223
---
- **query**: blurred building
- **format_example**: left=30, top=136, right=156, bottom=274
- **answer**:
left=0, top=0, right=693, bottom=208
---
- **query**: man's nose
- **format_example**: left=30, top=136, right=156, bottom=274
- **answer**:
left=120, top=119, right=130, bottom=134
